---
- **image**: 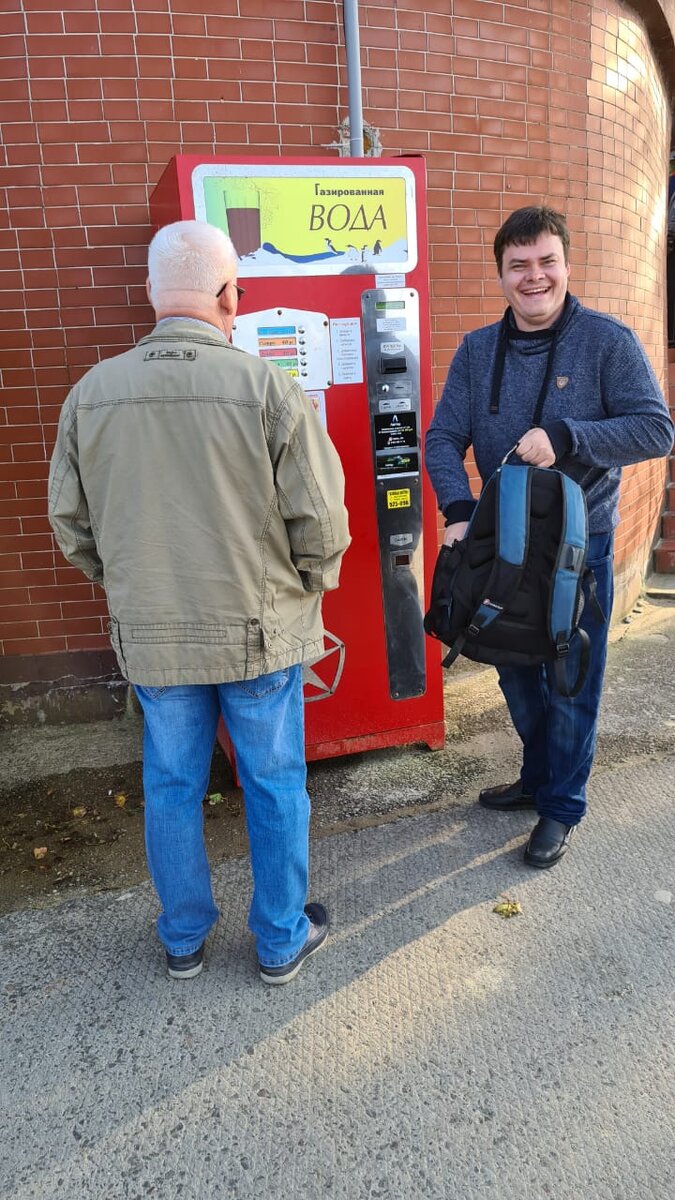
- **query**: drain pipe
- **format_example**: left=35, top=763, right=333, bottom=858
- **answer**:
left=343, top=0, right=364, bottom=156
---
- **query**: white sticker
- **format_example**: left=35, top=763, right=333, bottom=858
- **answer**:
left=380, top=341, right=404, bottom=354
left=375, top=273, right=405, bottom=288
left=305, top=389, right=327, bottom=429
left=377, top=317, right=406, bottom=333
left=329, top=317, right=364, bottom=385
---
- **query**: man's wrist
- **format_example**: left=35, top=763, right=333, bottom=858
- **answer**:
left=443, top=499, right=477, bottom=526
left=543, top=419, right=573, bottom=462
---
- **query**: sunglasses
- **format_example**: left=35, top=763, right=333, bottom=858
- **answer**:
left=216, top=281, right=245, bottom=301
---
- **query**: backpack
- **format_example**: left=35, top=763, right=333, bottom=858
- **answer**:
left=424, top=460, right=601, bottom=697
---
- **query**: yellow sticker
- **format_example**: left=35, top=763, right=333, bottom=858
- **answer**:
left=387, top=489, right=411, bottom=509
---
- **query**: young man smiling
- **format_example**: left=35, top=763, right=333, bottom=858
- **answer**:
left=425, top=206, right=673, bottom=869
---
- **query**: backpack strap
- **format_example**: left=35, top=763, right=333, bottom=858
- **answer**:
left=550, top=474, right=589, bottom=697
left=583, top=566, right=606, bottom=624
left=451, top=464, right=532, bottom=655
left=553, top=627, right=591, bottom=698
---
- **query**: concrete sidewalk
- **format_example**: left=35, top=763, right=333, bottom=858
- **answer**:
left=1, top=598, right=674, bottom=1199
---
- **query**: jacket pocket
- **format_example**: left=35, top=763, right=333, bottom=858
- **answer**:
left=128, top=622, right=246, bottom=645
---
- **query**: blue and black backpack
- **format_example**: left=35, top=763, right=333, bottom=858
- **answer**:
left=424, top=458, right=602, bottom=697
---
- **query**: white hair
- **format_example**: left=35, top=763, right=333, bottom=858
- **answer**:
left=148, top=220, right=238, bottom=297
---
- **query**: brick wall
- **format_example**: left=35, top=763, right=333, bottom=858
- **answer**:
left=1, top=0, right=673, bottom=684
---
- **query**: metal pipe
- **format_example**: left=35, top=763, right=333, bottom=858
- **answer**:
left=343, top=0, right=364, bottom=156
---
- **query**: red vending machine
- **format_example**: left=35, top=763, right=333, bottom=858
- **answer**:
left=149, top=155, right=445, bottom=761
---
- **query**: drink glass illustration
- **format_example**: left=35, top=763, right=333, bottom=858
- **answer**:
left=224, top=183, right=261, bottom=258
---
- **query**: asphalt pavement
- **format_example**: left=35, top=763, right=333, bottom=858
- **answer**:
left=1, top=597, right=674, bottom=1200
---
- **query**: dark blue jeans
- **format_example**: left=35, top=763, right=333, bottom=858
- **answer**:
left=497, top=533, right=614, bottom=826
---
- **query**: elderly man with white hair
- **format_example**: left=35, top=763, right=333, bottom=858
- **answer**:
left=49, top=220, right=350, bottom=984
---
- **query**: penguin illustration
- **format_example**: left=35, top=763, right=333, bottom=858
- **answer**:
left=324, top=237, right=338, bottom=254
left=373, top=239, right=382, bottom=255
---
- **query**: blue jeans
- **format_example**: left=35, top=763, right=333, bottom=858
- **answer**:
left=134, top=666, right=311, bottom=967
left=497, top=533, right=614, bottom=826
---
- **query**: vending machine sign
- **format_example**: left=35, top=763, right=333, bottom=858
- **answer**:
left=191, top=163, right=417, bottom=276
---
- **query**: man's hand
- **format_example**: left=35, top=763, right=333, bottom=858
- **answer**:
left=443, top=521, right=469, bottom=547
left=515, top=427, right=556, bottom=467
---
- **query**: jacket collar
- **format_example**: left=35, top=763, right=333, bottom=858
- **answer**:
left=139, top=317, right=233, bottom=347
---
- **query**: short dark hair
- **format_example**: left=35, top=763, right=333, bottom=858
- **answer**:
left=493, top=206, right=570, bottom=274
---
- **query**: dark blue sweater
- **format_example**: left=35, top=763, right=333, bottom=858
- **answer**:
left=425, top=296, right=674, bottom=533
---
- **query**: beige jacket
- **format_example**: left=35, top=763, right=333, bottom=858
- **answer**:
left=48, top=318, right=350, bottom=685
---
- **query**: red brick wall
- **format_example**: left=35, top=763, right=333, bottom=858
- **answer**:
left=1, top=0, right=673, bottom=668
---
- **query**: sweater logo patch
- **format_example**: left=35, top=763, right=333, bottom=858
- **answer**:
left=556, top=375, right=569, bottom=389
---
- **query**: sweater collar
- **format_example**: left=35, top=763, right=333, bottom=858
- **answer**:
left=489, top=294, right=577, bottom=418
left=506, top=292, right=577, bottom=340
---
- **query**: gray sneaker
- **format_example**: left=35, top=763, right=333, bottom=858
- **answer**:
left=259, top=903, right=328, bottom=985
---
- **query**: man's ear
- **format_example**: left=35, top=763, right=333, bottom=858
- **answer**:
left=145, top=276, right=152, bottom=303
left=217, top=281, right=237, bottom=320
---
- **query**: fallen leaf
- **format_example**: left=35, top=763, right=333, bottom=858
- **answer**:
left=493, top=899, right=522, bottom=919
left=208, top=792, right=224, bottom=806
left=114, top=792, right=127, bottom=808
left=33, top=846, right=49, bottom=860
left=71, top=806, right=87, bottom=818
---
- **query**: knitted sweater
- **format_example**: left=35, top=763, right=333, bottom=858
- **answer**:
left=425, top=295, right=674, bottom=533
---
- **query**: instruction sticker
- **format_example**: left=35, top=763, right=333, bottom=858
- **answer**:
left=377, top=317, right=406, bottom=333
left=375, top=273, right=405, bottom=289
left=330, top=317, right=364, bottom=385
left=374, top=412, right=417, bottom=453
left=386, top=488, right=411, bottom=509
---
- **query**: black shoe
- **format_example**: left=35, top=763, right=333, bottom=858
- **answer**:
left=479, top=779, right=536, bottom=810
left=166, top=943, right=205, bottom=979
left=259, top=903, right=329, bottom=986
left=524, top=817, right=575, bottom=869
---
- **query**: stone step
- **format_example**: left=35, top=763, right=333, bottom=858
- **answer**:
left=645, top=571, right=675, bottom=597
left=653, top=538, right=675, bottom=573
left=663, top=512, right=675, bottom=539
